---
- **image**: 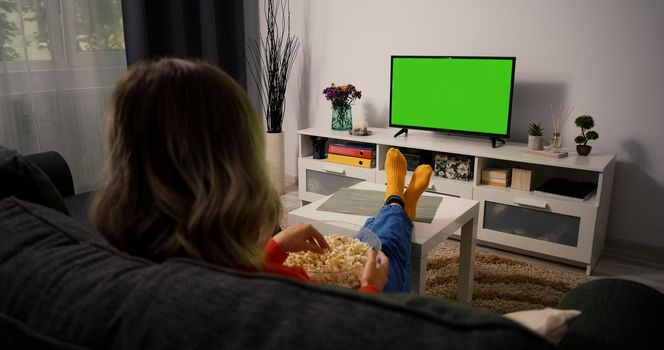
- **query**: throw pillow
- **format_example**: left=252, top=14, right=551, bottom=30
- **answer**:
left=504, top=307, right=581, bottom=344
left=0, top=146, right=69, bottom=215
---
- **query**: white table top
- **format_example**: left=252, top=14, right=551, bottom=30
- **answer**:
left=288, top=182, right=479, bottom=255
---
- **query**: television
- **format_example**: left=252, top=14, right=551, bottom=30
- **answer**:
left=389, top=56, right=516, bottom=147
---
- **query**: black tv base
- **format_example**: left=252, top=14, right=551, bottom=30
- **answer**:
left=393, top=128, right=408, bottom=138
left=490, top=137, right=505, bottom=148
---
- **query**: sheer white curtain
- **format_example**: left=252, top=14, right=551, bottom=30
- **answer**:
left=0, top=0, right=126, bottom=192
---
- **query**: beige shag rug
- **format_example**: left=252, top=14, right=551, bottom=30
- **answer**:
left=426, top=242, right=590, bottom=314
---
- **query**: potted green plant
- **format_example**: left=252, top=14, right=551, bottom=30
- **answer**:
left=247, top=0, right=299, bottom=194
left=527, top=122, right=544, bottom=150
left=573, top=115, right=599, bottom=156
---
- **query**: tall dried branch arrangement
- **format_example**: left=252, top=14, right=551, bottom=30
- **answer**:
left=247, top=0, right=300, bottom=133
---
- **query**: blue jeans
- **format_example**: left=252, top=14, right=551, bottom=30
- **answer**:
left=363, top=205, right=412, bottom=293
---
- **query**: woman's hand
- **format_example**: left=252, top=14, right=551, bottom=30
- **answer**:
left=361, top=250, right=389, bottom=291
left=272, top=223, right=330, bottom=254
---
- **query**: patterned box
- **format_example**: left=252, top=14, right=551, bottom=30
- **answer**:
left=434, top=153, right=474, bottom=181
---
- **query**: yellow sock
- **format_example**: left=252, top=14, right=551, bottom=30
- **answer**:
left=384, top=148, right=406, bottom=203
left=404, top=164, right=433, bottom=220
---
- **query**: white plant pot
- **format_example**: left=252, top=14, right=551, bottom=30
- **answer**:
left=528, top=135, right=543, bottom=150
left=265, top=132, right=285, bottom=195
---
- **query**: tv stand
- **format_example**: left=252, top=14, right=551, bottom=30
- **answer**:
left=490, top=137, right=505, bottom=148
left=296, top=127, right=616, bottom=275
left=393, top=128, right=408, bottom=138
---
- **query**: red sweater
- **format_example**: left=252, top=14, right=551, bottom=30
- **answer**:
left=263, top=239, right=380, bottom=293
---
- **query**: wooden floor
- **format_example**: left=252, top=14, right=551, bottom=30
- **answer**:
left=280, top=182, right=664, bottom=293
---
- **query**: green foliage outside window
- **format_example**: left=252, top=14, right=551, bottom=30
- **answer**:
left=74, top=0, right=124, bottom=51
left=0, top=0, right=24, bottom=61
left=0, top=0, right=124, bottom=62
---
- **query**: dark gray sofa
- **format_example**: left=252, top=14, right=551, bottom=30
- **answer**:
left=0, top=196, right=552, bottom=349
left=1, top=147, right=662, bottom=349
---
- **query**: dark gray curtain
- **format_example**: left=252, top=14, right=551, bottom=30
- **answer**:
left=121, top=0, right=247, bottom=88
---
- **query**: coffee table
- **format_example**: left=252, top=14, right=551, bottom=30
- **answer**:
left=288, top=181, right=479, bottom=303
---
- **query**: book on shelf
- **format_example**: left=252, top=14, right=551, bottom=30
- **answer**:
left=481, top=168, right=511, bottom=187
left=533, top=177, right=597, bottom=201
left=481, top=179, right=511, bottom=187
left=327, top=143, right=375, bottom=159
left=327, top=153, right=374, bottom=168
left=481, top=168, right=511, bottom=180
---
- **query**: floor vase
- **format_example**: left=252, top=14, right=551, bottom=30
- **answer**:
left=265, top=132, right=285, bottom=194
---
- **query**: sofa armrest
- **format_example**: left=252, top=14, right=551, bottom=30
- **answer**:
left=0, top=147, right=69, bottom=215
left=557, top=278, right=664, bottom=349
left=24, top=151, right=75, bottom=197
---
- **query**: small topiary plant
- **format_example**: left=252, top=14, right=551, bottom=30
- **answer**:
left=574, top=115, right=599, bottom=145
left=528, top=123, right=544, bottom=136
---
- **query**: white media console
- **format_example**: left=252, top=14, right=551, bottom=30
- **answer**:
left=297, top=127, right=616, bottom=275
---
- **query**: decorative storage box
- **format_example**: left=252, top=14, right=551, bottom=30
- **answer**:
left=511, top=167, right=535, bottom=191
left=433, top=153, right=474, bottom=181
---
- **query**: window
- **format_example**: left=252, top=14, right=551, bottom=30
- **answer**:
left=0, top=0, right=125, bottom=68
left=0, top=0, right=52, bottom=61
left=73, top=0, right=124, bottom=52
left=0, top=1, right=126, bottom=192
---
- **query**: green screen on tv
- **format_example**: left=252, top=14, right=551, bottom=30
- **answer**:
left=390, top=56, right=515, bottom=137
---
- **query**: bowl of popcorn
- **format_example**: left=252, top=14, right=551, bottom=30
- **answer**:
left=283, top=221, right=381, bottom=288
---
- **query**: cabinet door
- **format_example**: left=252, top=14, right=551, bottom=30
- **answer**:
left=474, top=186, right=598, bottom=264
left=298, top=158, right=375, bottom=202
left=483, top=201, right=580, bottom=247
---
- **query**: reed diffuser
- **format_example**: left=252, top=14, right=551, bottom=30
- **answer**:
left=550, top=104, right=573, bottom=153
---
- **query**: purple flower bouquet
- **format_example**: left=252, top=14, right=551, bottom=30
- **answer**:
left=323, top=83, right=362, bottom=131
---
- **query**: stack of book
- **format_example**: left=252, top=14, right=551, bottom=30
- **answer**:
left=481, top=168, right=511, bottom=187
left=326, top=143, right=375, bottom=168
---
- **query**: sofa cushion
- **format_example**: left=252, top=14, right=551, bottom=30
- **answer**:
left=504, top=307, right=581, bottom=344
left=0, top=146, right=69, bottom=215
left=0, top=197, right=551, bottom=350
left=63, top=191, right=96, bottom=231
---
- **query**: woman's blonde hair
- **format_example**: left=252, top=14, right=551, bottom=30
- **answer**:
left=93, top=58, right=281, bottom=269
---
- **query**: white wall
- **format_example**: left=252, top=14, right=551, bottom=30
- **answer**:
left=266, top=0, right=664, bottom=248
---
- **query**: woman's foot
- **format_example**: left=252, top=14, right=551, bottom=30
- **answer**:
left=384, top=148, right=407, bottom=204
left=404, top=164, right=433, bottom=220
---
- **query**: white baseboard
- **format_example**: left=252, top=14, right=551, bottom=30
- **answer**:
left=605, top=237, right=664, bottom=258
left=285, top=174, right=297, bottom=185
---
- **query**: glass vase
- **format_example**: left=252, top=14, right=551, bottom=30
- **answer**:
left=550, top=132, right=562, bottom=153
left=331, top=104, right=352, bottom=131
